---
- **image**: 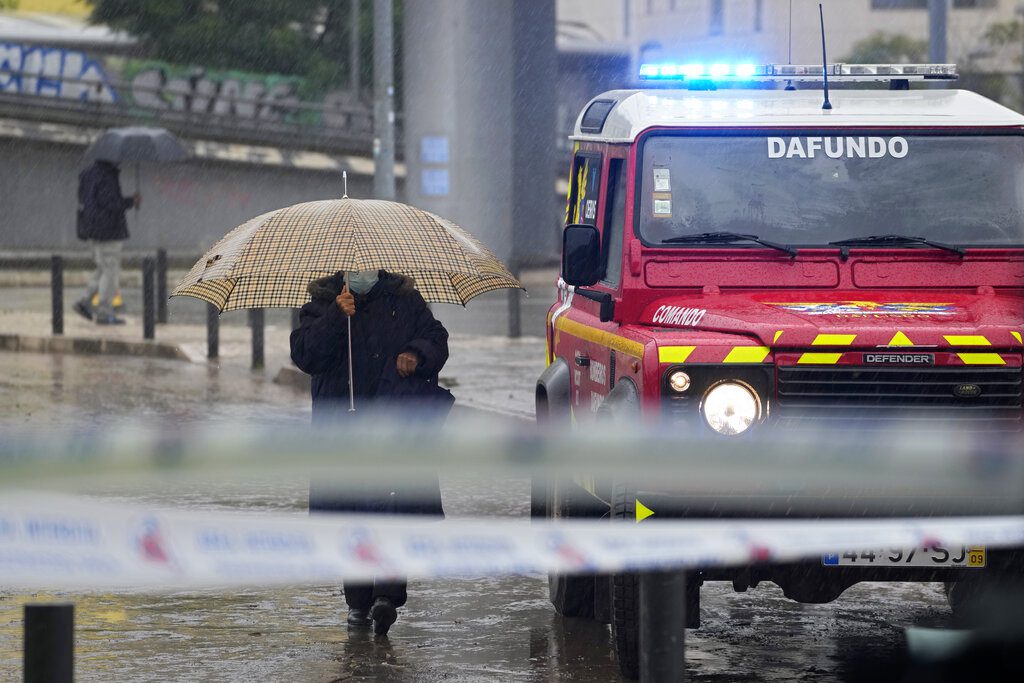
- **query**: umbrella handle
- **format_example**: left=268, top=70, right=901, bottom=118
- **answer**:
left=347, top=314, right=355, bottom=412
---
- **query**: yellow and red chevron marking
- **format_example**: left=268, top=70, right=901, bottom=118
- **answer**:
left=774, top=351, right=1021, bottom=367
left=658, top=330, right=1023, bottom=366
left=659, top=344, right=771, bottom=364
left=750, top=329, right=1023, bottom=349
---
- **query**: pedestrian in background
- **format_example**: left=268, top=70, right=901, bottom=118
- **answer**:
left=74, top=159, right=140, bottom=325
left=290, top=268, right=451, bottom=636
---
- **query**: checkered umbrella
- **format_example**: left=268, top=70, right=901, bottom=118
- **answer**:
left=171, top=198, right=523, bottom=312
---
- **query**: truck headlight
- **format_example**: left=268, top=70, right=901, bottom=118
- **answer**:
left=701, top=381, right=761, bottom=436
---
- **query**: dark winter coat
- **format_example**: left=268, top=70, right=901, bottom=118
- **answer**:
left=291, top=270, right=449, bottom=516
left=290, top=270, right=450, bottom=422
left=76, top=161, right=134, bottom=242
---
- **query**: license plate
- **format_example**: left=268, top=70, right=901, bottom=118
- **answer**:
left=822, top=546, right=986, bottom=568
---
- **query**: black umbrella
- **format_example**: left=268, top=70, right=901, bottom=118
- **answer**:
left=84, top=127, right=189, bottom=224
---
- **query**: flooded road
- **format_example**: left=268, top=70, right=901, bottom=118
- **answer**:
left=0, top=352, right=954, bottom=681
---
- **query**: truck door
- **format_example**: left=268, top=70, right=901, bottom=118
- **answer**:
left=560, top=154, right=629, bottom=417
left=561, top=151, right=602, bottom=415
left=583, top=157, right=627, bottom=414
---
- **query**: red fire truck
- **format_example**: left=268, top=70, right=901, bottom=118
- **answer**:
left=535, top=63, right=1024, bottom=678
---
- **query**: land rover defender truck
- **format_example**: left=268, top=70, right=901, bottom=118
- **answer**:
left=535, top=63, right=1024, bottom=679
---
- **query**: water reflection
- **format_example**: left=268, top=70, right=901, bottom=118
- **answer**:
left=529, top=612, right=619, bottom=681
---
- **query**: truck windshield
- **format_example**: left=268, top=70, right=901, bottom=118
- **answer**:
left=640, top=134, right=1024, bottom=247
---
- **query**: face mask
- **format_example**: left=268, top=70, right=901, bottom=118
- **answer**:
left=346, top=270, right=379, bottom=295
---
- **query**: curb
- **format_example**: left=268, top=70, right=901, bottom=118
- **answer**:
left=0, top=333, right=190, bottom=361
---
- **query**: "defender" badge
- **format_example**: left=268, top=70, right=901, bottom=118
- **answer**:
left=862, top=353, right=935, bottom=365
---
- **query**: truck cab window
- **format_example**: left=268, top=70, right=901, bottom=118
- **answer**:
left=567, top=153, right=602, bottom=226
left=601, top=159, right=626, bottom=287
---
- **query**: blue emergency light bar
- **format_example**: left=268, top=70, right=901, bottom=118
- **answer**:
left=638, top=63, right=958, bottom=82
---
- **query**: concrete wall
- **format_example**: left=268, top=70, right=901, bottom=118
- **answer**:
left=0, top=136, right=369, bottom=253
left=403, top=0, right=560, bottom=269
left=402, top=0, right=560, bottom=336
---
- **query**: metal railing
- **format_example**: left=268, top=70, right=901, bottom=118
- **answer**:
left=50, top=252, right=268, bottom=367
left=0, top=69, right=388, bottom=156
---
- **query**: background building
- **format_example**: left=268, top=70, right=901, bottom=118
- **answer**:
left=629, top=1, right=1021, bottom=74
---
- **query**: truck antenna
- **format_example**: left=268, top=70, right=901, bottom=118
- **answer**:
left=788, top=0, right=793, bottom=64
left=785, top=0, right=796, bottom=90
left=818, top=3, right=832, bottom=111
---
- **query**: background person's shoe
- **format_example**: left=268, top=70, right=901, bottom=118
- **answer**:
left=72, top=301, right=93, bottom=321
left=370, top=597, right=397, bottom=636
left=92, top=292, right=125, bottom=313
left=346, top=608, right=371, bottom=627
left=95, top=314, right=126, bottom=326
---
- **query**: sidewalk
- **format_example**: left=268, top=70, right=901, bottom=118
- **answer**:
left=0, top=307, right=545, bottom=420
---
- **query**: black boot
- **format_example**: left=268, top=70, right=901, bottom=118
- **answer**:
left=370, top=597, right=397, bottom=636
left=346, top=608, right=371, bottom=627
left=73, top=300, right=93, bottom=321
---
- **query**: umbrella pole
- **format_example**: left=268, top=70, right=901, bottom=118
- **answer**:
left=347, top=315, right=356, bottom=412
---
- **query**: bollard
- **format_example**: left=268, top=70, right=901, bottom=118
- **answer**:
left=249, top=308, right=264, bottom=369
left=142, top=256, right=155, bottom=340
left=207, top=303, right=219, bottom=359
left=507, top=289, right=522, bottom=339
left=156, top=248, right=168, bottom=324
left=506, top=263, right=521, bottom=339
left=24, top=603, right=73, bottom=683
left=51, top=255, right=63, bottom=336
left=639, top=571, right=687, bottom=683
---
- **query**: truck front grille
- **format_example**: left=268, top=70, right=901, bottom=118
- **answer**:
left=775, top=365, right=1023, bottom=431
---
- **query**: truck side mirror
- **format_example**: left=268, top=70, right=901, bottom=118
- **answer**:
left=562, top=224, right=602, bottom=287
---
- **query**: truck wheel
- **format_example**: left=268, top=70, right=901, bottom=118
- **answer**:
left=944, top=580, right=977, bottom=621
left=944, top=572, right=1024, bottom=626
left=611, top=481, right=641, bottom=680
left=547, top=479, right=597, bottom=619
left=549, top=571, right=595, bottom=618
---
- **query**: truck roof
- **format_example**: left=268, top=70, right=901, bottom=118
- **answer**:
left=573, top=89, right=1024, bottom=143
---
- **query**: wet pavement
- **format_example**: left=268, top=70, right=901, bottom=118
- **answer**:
left=0, top=351, right=956, bottom=681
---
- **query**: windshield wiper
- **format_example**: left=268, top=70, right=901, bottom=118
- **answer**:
left=662, top=231, right=798, bottom=257
left=829, top=234, right=965, bottom=258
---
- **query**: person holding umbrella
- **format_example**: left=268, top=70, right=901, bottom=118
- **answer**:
left=74, top=127, right=187, bottom=324
left=290, top=267, right=450, bottom=635
left=73, top=159, right=140, bottom=325
left=171, top=194, right=522, bottom=635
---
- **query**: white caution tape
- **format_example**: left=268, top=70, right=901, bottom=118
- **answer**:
left=2, top=494, right=1024, bottom=590
left=4, top=425, right=1023, bottom=520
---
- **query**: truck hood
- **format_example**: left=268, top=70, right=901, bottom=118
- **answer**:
left=640, top=291, right=1024, bottom=348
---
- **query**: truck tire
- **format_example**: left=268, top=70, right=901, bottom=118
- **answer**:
left=945, top=569, right=1024, bottom=626
left=536, top=360, right=571, bottom=425
left=547, top=479, right=597, bottom=619
left=549, top=570, right=595, bottom=619
left=611, top=481, right=641, bottom=680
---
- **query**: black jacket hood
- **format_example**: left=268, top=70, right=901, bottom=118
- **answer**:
left=307, top=270, right=416, bottom=301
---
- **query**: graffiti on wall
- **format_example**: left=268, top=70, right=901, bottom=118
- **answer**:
left=124, top=61, right=304, bottom=123
left=0, top=43, right=371, bottom=135
left=0, top=42, right=117, bottom=102
left=123, top=61, right=371, bottom=133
